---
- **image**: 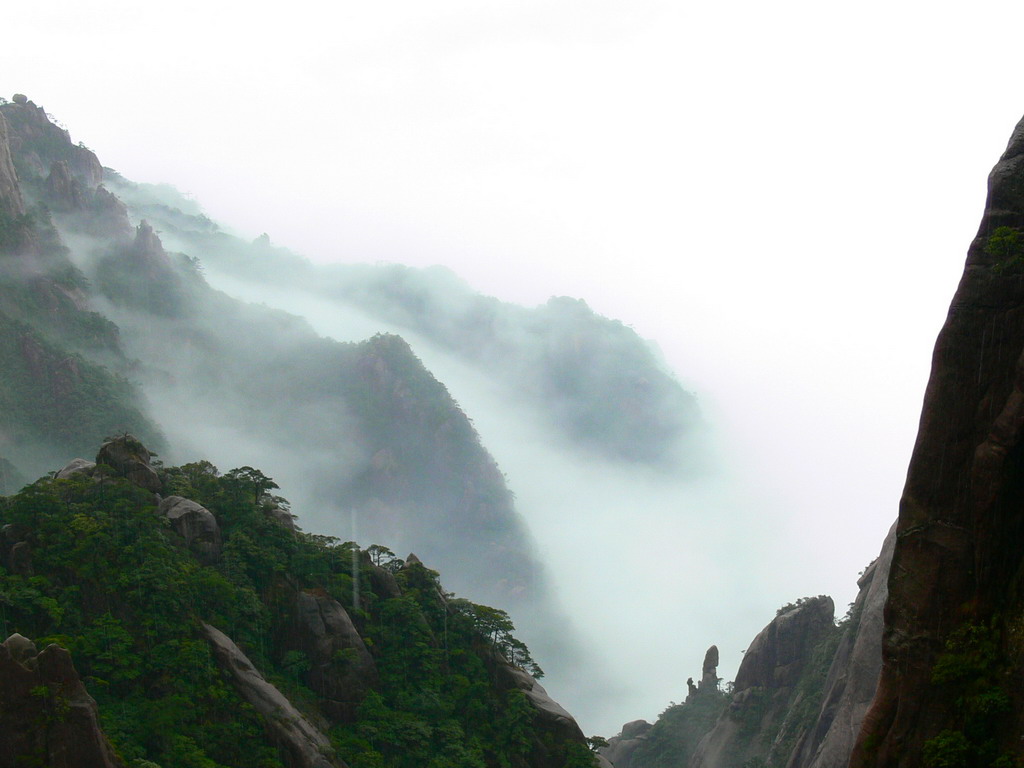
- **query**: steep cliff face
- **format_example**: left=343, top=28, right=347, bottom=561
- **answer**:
left=0, top=114, right=25, bottom=223
left=852, top=115, right=1024, bottom=767
left=601, top=527, right=895, bottom=768
left=689, top=597, right=835, bottom=768
left=786, top=524, right=895, bottom=768
left=0, top=97, right=103, bottom=189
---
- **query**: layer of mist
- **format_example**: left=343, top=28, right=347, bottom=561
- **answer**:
left=201, top=264, right=797, bottom=735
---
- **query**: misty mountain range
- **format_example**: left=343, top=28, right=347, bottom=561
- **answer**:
left=6, top=90, right=1024, bottom=768
left=0, top=93, right=700, bottom=603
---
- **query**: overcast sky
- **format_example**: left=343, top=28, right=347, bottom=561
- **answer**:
left=8, top=0, right=1024, bottom=736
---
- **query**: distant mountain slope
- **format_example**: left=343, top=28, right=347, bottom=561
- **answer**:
left=104, top=172, right=701, bottom=470
left=0, top=101, right=161, bottom=472
left=0, top=96, right=541, bottom=611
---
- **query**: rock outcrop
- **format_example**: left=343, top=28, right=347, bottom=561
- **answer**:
left=44, top=159, right=84, bottom=211
left=601, top=719, right=652, bottom=768
left=200, top=623, right=346, bottom=768
left=56, top=457, right=97, bottom=479
left=851, top=112, right=1024, bottom=767
left=280, top=589, right=378, bottom=722
left=96, top=434, right=161, bottom=492
left=87, top=184, right=132, bottom=238
left=0, top=523, right=32, bottom=576
left=0, top=96, right=103, bottom=187
left=690, top=596, right=835, bottom=768
left=787, top=524, right=895, bottom=768
left=0, top=114, right=24, bottom=221
left=488, top=650, right=609, bottom=768
left=156, top=495, right=222, bottom=563
left=700, top=645, right=719, bottom=690
left=0, top=633, right=123, bottom=768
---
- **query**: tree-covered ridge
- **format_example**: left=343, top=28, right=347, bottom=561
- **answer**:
left=0, top=443, right=595, bottom=768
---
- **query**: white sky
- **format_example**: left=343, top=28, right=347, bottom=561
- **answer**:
left=7, top=0, right=1024, bottom=737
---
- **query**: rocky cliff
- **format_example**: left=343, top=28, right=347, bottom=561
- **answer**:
left=786, top=524, right=895, bottom=768
left=0, top=114, right=25, bottom=224
left=607, top=528, right=896, bottom=768
left=0, top=633, right=123, bottom=768
left=689, top=597, right=836, bottom=768
left=851, top=114, right=1024, bottom=767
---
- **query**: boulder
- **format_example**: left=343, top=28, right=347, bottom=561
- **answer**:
left=264, top=499, right=298, bottom=531
left=601, top=720, right=652, bottom=768
left=359, top=551, right=402, bottom=599
left=282, top=590, right=378, bottom=722
left=96, top=434, right=161, bottom=492
left=503, top=664, right=585, bottom=740
left=0, top=634, right=124, bottom=768
left=200, top=623, right=346, bottom=768
left=157, top=495, right=222, bottom=563
left=56, top=457, right=96, bottom=479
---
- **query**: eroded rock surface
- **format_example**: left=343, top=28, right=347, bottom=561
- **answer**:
left=0, top=114, right=24, bottom=220
left=200, top=623, right=346, bottom=768
left=56, top=457, right=96, bottom=479
left=157, top=495, right=222, bottom=563
left=788, top=523, right=895, bottom=768
left=0, top=633, right=123, bottom=768
left=852, top=112, right=1024, bottom=767
left=690, top=596, right=835, bottom=768
left=96, top=434, right=161, bottom=492
left=281, top=589, right=378, bottom=722
left=602, top=719, right=652, bottom=768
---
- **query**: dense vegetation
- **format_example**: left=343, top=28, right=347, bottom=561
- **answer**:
left=625, top=691, right=729, bottom=768
left=0, top=457, right=593, bottom=768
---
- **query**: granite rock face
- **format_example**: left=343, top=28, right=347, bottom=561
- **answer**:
left=601, top=720, right=652, bottom=768
left=0, top=633, right=124, bottom=768
left=0, top=96, right=103, bottom=186
left=0, top=114, right=24, bottom=220
left=788, top=523, right=895, bottom=768
left=690, top=597, right=835, bottom=768
left=200, top=623, right=347, bottom=768
left=280, top=589, right=378, bottom=722
left=56, top=457, right=97, bottom=479
left=157, top=495, right=222, bottom=563
left=852, top=113, right=1024, bottom=767
left=96, top=434, right=161, bottom=493
left=44, top=159, right=84, bottom=211
left=701, top=645, right=719, bottom=690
